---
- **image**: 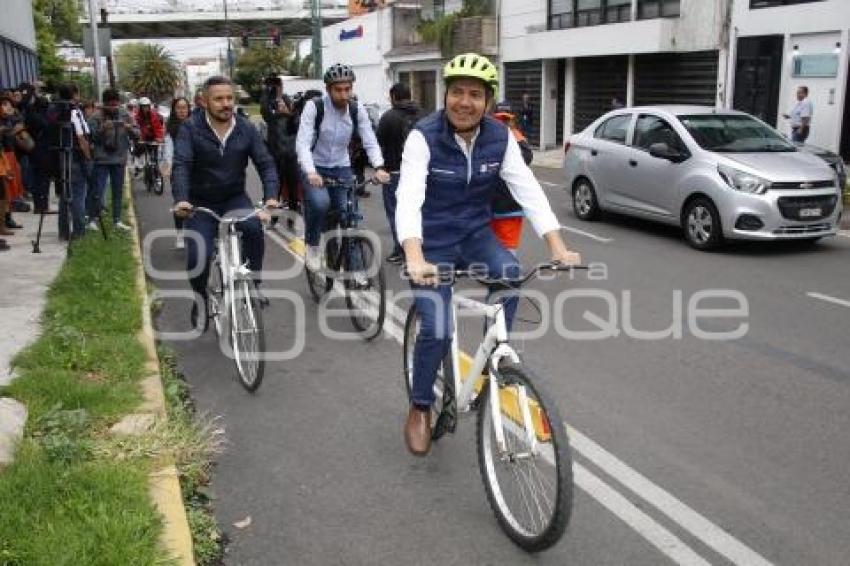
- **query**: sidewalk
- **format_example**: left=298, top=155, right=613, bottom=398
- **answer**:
left=532, top=147, right=564, bottom=169
left=0, top=207, right=66, bottom=386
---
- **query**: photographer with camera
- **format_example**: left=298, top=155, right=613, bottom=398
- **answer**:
left=48, top=83, right=93, bottom=241
left=87, top=88, right=137, bottom=231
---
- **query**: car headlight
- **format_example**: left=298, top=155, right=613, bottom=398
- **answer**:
left=717, top=164, right=770, bottom=195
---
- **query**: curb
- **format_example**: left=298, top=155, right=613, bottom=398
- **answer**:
left=126, top=181, right=195, bottom=565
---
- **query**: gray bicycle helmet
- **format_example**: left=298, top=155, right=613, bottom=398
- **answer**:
left=323, top=63, right=356, bottom=85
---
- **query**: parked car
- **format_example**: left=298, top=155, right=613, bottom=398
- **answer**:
left=563, top=106, right=843, bottom=250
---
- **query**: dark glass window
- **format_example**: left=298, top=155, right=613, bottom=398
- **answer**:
left=637, top=0, right=680, bottom=19
left=549, top=0, right=633, bottom=30
left=750, top=0, right=823, bottom=8
left=633, top=115, right=687, bottom=153
left=594, top=114, right=632, bottom=144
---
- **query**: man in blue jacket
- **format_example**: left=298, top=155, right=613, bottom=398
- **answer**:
left=173, top=76, right=279, bottom=330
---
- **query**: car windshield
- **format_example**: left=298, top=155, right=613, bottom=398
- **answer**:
left=677, top=114, right=796, bottom=153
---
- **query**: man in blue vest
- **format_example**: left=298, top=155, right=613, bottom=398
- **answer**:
left=295, top=63, right=391, bottom=271
left=396, top=53, right=581, bottom=456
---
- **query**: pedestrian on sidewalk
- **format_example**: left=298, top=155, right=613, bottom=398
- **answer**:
left=376, top=82, right=422, bottom=265
left=0, top=94, right=27, bottom=231
left=519, top=93, right=534, bottom=140
left=0, top=143, right=14, bottom=250
left=87, top=88, right=136, bottom=231
left=783, top=85, right=813, bottom=143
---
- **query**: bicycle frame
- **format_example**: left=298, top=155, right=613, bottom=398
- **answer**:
left=446, top=294, right=528, bottom=456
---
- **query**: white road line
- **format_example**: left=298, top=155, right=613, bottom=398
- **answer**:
left=541, top=181, right=562, bottom=188
left=269, top=231, right=773, bottom=566
left=569, top=427, right=775, bottom=566
left=574, top=464, right=712, bottom=566
left=806, top=292, right=850, bottom=309
left=560, top=224, right=614, bottom=243
left=838, top=230, right=850, bottom=239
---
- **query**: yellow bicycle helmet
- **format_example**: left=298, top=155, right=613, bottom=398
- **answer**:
left=444, top=53, right=498, bottom=95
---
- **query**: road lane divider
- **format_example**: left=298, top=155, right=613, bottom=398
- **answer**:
left=806, top=292, right=850, bottom=309
left=560, top=224, right=614, bottom=243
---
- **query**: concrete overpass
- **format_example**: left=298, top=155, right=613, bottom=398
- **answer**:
left=92, top=5, right=350, bottom=40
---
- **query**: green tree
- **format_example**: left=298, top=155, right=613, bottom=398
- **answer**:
left=116, top=43, right=183, bottom=102
left=234, top=42, right=293, bottom=101
left=33, top=0, right=84, bottom=87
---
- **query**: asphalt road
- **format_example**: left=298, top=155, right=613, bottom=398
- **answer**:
left=134, top=164, right=850, bottom=566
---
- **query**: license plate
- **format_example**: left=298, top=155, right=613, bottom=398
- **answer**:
left=799, top=208, right=822, bottom=218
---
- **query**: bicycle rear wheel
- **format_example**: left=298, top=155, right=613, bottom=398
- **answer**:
left=305, top=239, right=333, bottom=303
left=344, top=237, right=386, bottom=340
left=402, top=305, right=455, bottom=441
left=152, top=169, right=164, bottom=195
left=231, top=279, right=265, bottom=392
left=476, top=365, right=572, bottom=552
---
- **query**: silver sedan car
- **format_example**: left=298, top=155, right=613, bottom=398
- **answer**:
left=563, top=106, right=844, bottom=250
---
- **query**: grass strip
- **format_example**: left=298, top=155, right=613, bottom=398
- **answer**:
left=0, top=230, right=167, bottom=565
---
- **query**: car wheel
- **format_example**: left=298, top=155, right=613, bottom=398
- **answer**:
left=572, top=179, right=600, bottom=221
left=683, top=198, right=723, bottom=251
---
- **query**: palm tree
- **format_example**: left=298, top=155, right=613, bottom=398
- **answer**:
left=124, top=44, right=183, bottom=102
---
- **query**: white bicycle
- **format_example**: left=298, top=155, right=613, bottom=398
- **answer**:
left=403, top=263, right=585, bottom=552
left=191, top=205, right=275, bottom=392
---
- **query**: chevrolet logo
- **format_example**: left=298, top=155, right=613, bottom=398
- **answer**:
left=800, top=182, right=814, bottom=189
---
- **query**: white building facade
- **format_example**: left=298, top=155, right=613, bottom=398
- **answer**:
left=185, top=57, right=222, bottom=95
left=0, top=0, right=38, bottom=89
left=727, top=0, right=850, bottom=158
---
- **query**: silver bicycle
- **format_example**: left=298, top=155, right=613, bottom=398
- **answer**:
left=192, top=205, right=273, bottom=392
left=403, top=263, right=586, bottom=552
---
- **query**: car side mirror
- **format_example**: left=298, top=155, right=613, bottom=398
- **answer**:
left=649, top=142, right=686, bottom=163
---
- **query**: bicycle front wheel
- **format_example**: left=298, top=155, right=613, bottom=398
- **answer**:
left=231, top=280, right=265, bottom=392
left=344, top=237, right=386, bottom=340
left=152, top=169, right=164, bottom=195
left=476, top=365, right=572, bottom=552
left=207, top=257, right=226, bottom=339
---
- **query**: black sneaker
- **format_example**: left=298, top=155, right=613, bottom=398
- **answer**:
left=386, top=250, right=404, bottom=265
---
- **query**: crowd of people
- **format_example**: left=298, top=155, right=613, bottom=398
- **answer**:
left=0, top=80, right=188, bottom=251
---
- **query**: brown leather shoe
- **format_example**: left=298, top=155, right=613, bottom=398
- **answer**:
left=404, top=405, right=432, bottom=456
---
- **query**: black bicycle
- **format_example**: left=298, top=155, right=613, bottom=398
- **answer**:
left=304, top=177, right=386, bottom=340
left=141, top=141, right=164, bottom=195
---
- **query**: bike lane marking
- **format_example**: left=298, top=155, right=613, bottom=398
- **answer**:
left=560, top=224, right=614, bottom=243
left=271, top=233, right=775, bottom=566
left=806, top=291, right=850, bottom=309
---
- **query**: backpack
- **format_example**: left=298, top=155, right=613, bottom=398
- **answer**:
left=310, top=97, right=360, bottom=151
left=101, top=118, right=119, bottom=153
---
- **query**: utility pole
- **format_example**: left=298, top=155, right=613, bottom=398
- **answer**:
left=311, top=0, right=322, bottom=79
left=224, top=0, right=234, bottom=77
left=87, top=0, right=102, bottom=101
left=101, top=8, right=115, bottom=88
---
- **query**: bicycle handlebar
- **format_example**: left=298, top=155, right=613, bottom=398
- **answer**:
left=320, top=177, right=379, bottom=190
left=173, top=204, right=281, bottom=224
left=404, top=262, right=589, bottom=286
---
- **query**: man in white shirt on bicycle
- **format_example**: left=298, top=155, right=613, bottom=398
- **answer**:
left=396, top=53, right=581, bottom=456
left=295, top=63, right=391, bottom=271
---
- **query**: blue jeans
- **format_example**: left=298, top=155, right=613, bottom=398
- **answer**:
left=184, top=193, right=264, bottom=295
left=382, top=173, right=401, bottom=253
left=302, top=166, right=354, bottom=247
left=58, top=159, right=89, bottom=239
left=91, top=163, right=126, bottom=223
left=409, top=225, right=522, bottom=407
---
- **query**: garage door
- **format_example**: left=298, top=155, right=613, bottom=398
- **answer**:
left=634, top=51, right=719, bottom=107
left=574, top=56, right=628, bottom=133
left=504, top=60, right=542, bottom=147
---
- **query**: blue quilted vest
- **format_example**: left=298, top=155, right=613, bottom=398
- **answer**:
left=416, top=110, right=510, bottom=250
